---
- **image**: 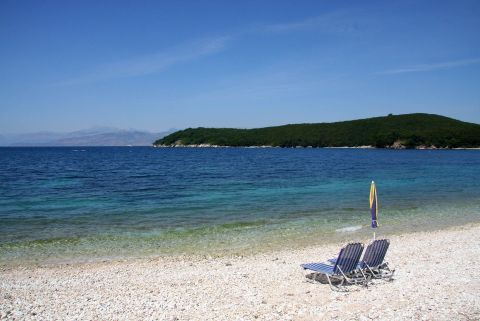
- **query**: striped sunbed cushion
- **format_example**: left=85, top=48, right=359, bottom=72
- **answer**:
left=301, top=262, right=335, bottom=275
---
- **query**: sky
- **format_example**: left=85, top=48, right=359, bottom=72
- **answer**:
left=1, top=0, right=479, bottom=133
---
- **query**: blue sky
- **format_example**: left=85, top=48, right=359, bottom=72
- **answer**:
left=1, top=0, right=479, bottom=133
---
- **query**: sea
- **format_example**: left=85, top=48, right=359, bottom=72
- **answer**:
left=1, top=147, right=479, bottom=265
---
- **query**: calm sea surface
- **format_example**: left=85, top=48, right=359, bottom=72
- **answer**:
left=1, top=147, right=479, bottom=265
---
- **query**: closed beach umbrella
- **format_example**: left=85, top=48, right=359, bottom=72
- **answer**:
left=369, top=181, right=379, bottom=239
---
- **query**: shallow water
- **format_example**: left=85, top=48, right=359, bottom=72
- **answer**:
left=0, top=147, right=479, bottom=265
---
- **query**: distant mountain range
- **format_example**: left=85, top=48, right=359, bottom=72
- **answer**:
left=154, top=113, right=480, bottom=148
left=0, top=127, right=176, bottom=146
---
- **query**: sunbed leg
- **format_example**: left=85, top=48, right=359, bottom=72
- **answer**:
left=338, top=266, right=365, bottom=289
left=365, top=263, right=383, bottom=281
left=326, top=274, right=335, bottom=291
left=382, top=263, right=395, bottom=281
left=366, top=264, right=375, bottom=276
left=359, top=268, right=369, bottom=287
left=325, top=274, right=345, bottom=291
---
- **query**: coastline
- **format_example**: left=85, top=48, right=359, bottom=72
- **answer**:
left=153, top=144, right=480, bottom=149
left=2, top=200, right=479, bottom=268
left=2, top=223, right=479, bottom=320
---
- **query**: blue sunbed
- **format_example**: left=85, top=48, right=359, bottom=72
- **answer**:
left=330, top=239, right=394, bottom=281
left=301, top=242, right=367, bottom=290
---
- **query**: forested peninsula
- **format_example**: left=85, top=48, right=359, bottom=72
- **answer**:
left=153, top=113, right=480, bottom=149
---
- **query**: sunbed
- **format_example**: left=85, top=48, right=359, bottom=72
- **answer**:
left=329, top=239, right=395, bottom=281
left=301, top=242, right=368, bottom=290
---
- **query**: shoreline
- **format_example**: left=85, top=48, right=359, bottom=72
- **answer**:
left=153, top=144, right=480, bottom=150
left=2, top=223, right=479, bottom=320
left=2, top=214, right=479, bottom=269
left=3, top=221, right=479, bottom=269
left=2, top=222, right=479, bottom=270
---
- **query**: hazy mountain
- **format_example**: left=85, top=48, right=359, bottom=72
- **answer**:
left=2, top=128, right=176, bottom=146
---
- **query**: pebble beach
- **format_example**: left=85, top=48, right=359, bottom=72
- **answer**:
left=1, top=223, right=479, bottom=321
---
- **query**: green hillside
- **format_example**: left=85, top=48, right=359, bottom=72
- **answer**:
left=153, top=113, right=480, bottom=148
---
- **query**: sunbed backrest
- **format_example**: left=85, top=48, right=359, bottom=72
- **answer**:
left=362, top=239, right=389, bottom=268
left=333, top=242, right=364, bottom=274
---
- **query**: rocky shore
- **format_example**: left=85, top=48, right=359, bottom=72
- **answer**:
left=152, top=143, right=479, bottom=149
left=1, top=224, right=479, bottom=320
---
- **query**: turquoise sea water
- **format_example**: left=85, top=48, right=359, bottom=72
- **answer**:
left=0, top=147, right=479, bottom=265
